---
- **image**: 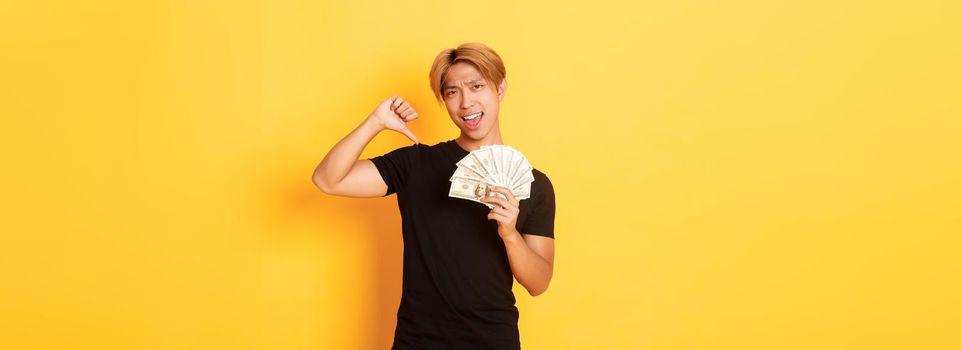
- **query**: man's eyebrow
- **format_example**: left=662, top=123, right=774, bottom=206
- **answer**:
left=444, top=78, right=485, bottom=89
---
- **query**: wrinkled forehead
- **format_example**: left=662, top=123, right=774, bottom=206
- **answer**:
left=443, top=62, right=488, bottom=89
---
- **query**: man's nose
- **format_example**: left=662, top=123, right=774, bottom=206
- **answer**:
left=460, top=95, right=474, bottom=109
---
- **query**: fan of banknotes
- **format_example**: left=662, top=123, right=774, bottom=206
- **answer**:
left=448, top=144, right=534, bottom=208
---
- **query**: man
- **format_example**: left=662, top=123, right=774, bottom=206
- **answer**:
left=312, top=42, right=555, bottom=349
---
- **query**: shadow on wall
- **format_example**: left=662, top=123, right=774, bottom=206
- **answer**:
left=282, top=177, right=404, bottom=349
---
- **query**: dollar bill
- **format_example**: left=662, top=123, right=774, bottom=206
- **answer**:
left=456, top=152, right=494, bottom=184
left=449, top=177, right=507, bottom=209
left=471, top=148, right=499, bottom=185
left=449, top=163, right=487, bottom=183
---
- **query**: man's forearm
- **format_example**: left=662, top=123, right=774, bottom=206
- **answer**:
left=313, top=117, right=382, bottom=187
left=502, top=232, right=553, bottom=296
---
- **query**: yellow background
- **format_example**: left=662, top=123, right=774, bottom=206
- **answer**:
left=2, top=0, right=959, bottom=349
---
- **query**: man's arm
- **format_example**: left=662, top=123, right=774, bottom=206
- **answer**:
left=483, top=187, right=555, bottom=296
left=503, top=233, right=554, bottom=296
left=312, top=96, right=419, bottom=197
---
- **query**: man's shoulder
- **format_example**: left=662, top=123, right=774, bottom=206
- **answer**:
left=531, top=168, right=555, bottom=198
left=532, top=168, right=552, bottom=184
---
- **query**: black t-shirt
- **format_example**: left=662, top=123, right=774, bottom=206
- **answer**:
left=370, top=139, right=556, bottom=349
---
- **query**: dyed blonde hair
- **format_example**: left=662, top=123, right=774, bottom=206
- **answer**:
left=428, top=42, right=507, bottom=104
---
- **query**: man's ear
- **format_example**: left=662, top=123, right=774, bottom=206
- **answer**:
left=498, top=79, right=508, bottom=101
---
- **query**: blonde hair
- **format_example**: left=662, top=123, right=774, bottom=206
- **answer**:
left=429, top=42, right=507, bottom=104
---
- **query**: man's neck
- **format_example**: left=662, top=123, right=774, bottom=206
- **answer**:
left=455, top=130, right=504, bottom=152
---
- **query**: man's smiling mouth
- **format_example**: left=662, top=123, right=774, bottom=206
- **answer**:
left=460, top=112, right=484, bottom=129
left=461, top=112, right=483, bottom=121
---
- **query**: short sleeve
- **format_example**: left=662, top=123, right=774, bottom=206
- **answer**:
left=368, top=145, right=418, bottom=196
left=521, top=172, right=555, bottom=238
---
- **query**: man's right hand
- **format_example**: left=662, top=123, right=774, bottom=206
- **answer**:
left=312, top=95, right=420, bottom=198
left=369, top=96, right=420, bottom=144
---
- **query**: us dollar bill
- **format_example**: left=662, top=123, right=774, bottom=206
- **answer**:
left=449, top=177, right=507, bottom=209
left=455, top=152, right=494, bottom=184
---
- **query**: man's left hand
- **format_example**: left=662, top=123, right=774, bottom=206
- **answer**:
left=481, top=186, right=520, bottom=240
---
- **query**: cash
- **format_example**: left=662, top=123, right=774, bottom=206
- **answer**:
left=448, top=144, right=534, bottom=208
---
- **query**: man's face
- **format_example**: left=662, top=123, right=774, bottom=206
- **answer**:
left=442, top=62, right=506, bottom=140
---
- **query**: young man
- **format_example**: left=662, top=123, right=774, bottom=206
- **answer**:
left=312, top=42, right=555, bottom=349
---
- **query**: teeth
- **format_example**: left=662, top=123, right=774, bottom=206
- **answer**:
left=463, top=112, right=481, bottom=121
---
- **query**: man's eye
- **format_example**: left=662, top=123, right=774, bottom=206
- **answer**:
left=446, top=90, right=456, bottom=96
left=474, top=84, right=484, bottom=89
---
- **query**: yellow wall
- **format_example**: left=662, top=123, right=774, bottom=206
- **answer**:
left=2, top=1, right=959, bottom=349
